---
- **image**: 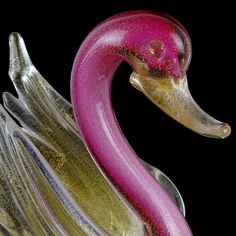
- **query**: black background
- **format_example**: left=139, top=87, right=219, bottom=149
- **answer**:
left=1, top=1, right=235, bottom=235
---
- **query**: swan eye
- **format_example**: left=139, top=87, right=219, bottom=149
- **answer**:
left=149, top=40, right=165, bottom=59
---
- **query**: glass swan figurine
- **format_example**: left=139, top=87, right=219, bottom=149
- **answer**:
left=0, top=11, right=231, bottom=236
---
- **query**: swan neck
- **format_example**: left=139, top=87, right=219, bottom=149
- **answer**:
left=71, top=14, right=192, bottom=236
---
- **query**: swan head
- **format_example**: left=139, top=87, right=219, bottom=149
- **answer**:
left=116, top=12, right=231, bottom=138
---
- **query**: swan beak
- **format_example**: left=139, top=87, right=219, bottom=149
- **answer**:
left=130, top=72, right=231, bottom=139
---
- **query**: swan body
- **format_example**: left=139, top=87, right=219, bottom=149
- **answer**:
left=0, top=11, right=230, bottom=236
